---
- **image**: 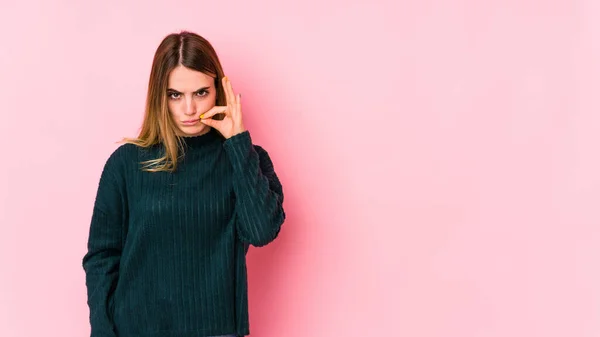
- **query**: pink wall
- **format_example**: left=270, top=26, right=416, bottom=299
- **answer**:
left=1, top=0, right=599, bottom=336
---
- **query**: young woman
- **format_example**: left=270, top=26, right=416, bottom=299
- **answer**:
left=82, top=30, right=286, bottom=337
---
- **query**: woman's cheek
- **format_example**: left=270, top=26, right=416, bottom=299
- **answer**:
left=167, top=103, right=175, bottom=117
left=198, top=100, right=215, bottom=113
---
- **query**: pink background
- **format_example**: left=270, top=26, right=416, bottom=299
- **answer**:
left=1, top=0, right=599, bottom=336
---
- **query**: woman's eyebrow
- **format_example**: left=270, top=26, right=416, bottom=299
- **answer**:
left=167, top=86, right=211, bottom=93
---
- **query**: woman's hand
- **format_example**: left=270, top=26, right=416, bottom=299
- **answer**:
left=199, top=76, right=246, bottom=139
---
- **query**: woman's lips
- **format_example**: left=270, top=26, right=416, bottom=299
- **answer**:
left=182, top=119, right=199, bottom=125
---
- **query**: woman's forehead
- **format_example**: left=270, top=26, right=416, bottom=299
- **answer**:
left=168, top=66, right=214, bottom=89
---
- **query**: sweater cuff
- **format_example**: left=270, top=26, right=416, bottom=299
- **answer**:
left=223, top=130, right=253, bottom=169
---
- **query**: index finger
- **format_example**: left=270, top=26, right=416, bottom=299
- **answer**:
left=200, top=105, right=227, bottom=119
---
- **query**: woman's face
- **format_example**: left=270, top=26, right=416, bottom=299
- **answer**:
left=167, top=65, right=217, bottom=137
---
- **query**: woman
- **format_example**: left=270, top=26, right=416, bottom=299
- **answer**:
left=82, top=31, right=285, bottom=337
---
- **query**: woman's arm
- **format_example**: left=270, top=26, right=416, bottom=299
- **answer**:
left=82, top=149, right=128, bottom=337
left=223, top=131, right=286, bottom=247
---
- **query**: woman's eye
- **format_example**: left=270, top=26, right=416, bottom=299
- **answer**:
left=168, top=91, right=208, bottom=100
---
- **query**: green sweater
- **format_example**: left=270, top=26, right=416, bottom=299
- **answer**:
left=82, top=128, right=285, bottom=337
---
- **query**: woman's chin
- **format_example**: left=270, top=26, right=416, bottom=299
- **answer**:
left=178, top=124, right=210, bottom=137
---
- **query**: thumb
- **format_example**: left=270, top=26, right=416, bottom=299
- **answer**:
left=199, top=117, right=219, bottom=128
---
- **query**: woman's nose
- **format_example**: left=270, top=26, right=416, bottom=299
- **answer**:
left=184, top=98, right=196, bottom=115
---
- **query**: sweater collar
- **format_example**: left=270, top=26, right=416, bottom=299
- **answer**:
left=180, top=127, right=223, bottom=149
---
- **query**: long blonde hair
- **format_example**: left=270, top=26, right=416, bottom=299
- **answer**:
left=122, top=31, right=227, bottom=172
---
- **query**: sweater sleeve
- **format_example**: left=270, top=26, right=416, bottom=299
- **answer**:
left=82, top=148, right=128, bottom=337
left=223, top=131, right=286, bottom=247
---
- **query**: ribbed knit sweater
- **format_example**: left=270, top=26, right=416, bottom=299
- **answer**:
left=82, top=128, right=285, bottom=337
